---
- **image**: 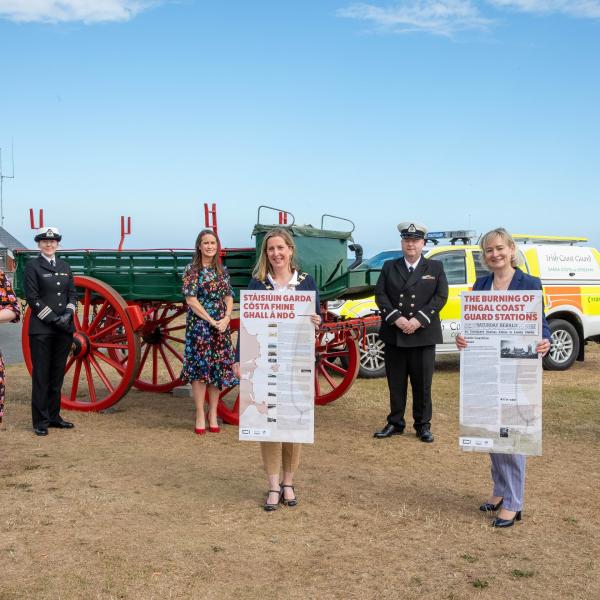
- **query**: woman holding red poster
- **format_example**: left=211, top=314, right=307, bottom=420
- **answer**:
left=456, top=228, right=551, bottom=528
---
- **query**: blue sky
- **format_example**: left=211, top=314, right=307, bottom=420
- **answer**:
left=1, top=1, right=599, bottom=254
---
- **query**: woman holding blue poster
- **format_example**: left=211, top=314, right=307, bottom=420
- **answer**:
left=234, top=228, right=321, bottom=512
left=456, top=228, right=551, bottom=528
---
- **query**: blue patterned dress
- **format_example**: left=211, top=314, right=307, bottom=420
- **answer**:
left=180, top=264, right=238, bottom=389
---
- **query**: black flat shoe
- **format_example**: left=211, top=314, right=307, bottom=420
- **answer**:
left=49, top=419, right=74, bottom=429
left=374, top=424, right=404, bottom=438
left=492, top=511, right=522, bottom=528
left=34, top=427, right=48, bottom=436
left=263, top=489, right=282, bottom=512
left=280, top=484, right=297, bottom=507
left=480, top=499, right=503, bottom=512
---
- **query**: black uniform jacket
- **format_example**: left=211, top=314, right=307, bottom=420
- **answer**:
left=24, top=256, right=77, bottom=335
left=375, top=256, right=449, bottom=347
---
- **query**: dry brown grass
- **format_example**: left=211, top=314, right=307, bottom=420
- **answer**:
left=1, top=346, right=599, bottom=599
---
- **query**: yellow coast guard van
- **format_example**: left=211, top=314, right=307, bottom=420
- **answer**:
left=330, top=232, right=600, bottom=377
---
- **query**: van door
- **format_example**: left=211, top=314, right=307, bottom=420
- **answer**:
left=427, top=249, right=469, bottom=346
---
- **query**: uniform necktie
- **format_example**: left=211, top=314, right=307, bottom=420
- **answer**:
left=50, top=259, right=55, bottom=268
left=408, top=266, right=414, bottom=274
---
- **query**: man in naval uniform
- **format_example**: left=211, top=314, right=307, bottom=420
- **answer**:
left=373, top=222, right=448, bottom=443
left=24, top=227, right=77, bottom=436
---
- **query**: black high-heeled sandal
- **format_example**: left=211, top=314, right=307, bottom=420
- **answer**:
left=263, top=489, right=282, bottom=512
left=479, top=498, right=503, bottom=512
left=492, top=510, right=522, bottom=528
left=280, top=484, right=297, bottom=507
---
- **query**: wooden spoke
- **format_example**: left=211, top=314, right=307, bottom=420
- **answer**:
left=69, top=360, right=83, bottom=403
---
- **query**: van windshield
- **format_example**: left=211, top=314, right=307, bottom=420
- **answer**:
left=360, top=250, right=403, bottom=269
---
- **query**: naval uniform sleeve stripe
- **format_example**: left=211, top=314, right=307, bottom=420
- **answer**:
left=418, top=310, right=431, bottom=324
left=38, top=307, right=52, bottom=320
left=385, top=309, right=399, bottom=322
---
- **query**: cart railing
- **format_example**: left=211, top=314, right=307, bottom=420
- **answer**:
left=13, top=248, right=257, bottom=302
left=14, top=245, right=380, bottom=303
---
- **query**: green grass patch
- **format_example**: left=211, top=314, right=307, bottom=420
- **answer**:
left=512, top=569, right=535, bottom=578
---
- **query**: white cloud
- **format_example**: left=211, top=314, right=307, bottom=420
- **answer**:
left=487, top=0, right=600, bottom=18
left=0, top=0, right=159, bottom=24
left=337, top=0, right=600, bottom=37
left=337, top=1, right=494, bottom=37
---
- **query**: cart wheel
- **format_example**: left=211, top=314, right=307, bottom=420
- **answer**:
left=21, top=276, right=141, bottom=412
left=216, top=317, right=241, bottom=426
left=108, top=302, right=187, bottom=392
left=315, top=328, right=360, bottom=405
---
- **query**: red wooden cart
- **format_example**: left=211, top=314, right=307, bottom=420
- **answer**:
left=13, top=206, right=381, bottom=425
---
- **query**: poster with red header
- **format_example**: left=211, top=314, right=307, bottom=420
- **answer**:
left=459, top=290, right=543, bottom=456
left=238, top=290, right=316, bottom=443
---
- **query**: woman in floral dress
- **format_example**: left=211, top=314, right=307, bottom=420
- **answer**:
left=0, top=271, right=21, bottom=423
left=180, top=229, right=237, bottom=434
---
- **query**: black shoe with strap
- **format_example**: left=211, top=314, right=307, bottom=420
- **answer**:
left=263, top=489, right=282, bottom=512
left=280, top=484, right=297, bottom=507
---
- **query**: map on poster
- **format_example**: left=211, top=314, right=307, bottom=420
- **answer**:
left=238, top=290, right=315, bottom=443
left=459, top=290, right=543, bottom=456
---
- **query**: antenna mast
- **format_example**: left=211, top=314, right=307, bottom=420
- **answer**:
left=0, top=140, right=15, bottom=227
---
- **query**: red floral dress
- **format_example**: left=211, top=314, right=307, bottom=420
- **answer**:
left=0, top=271, right=21, bottom=423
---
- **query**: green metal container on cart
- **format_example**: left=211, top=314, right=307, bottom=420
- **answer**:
left=252, top=214, right=376, bottom=301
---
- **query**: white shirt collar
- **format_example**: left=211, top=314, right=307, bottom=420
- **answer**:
left=41, top=254, right=56, bottom=264
left=404, top=256, right=421, bottom=270
left=267, top=270, right=298, bottom=290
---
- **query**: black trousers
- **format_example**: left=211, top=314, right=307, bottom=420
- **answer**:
left=29, top=332, right=73, bottom=428
left=384, top=344, right=435, bottom=431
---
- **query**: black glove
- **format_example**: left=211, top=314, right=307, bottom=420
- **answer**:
left=54, top=312, right=73, bottom=332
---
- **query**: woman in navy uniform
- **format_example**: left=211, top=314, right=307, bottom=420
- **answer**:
left=374, top=222, right=449, bottom=443
left=456, top=228, right=551, bottom=527
left=24, top=227, right=77, bottom=436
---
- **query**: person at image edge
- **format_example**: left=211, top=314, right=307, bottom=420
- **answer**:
left=24, top=227, right=77, bottom=436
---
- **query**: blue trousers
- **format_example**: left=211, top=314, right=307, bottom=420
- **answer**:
left=490, top=453, right=526, bottom=511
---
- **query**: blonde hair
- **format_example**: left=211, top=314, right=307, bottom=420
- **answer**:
left=253, top=228, right=299, bottom=281
left=479, top=227, right=522, bottom=270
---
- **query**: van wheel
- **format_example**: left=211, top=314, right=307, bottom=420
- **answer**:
left=357, top=324, right=386, bottom=379
left=543, top=319, right=579, bottom=371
